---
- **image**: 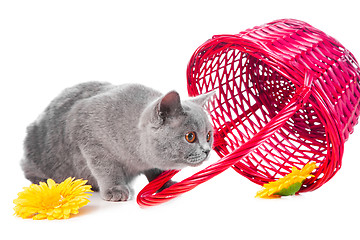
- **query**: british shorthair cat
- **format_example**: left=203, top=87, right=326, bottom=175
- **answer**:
left=21, top=82, right=214, bottom=201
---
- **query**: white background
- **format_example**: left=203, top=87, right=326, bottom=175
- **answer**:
left=1, top=0, right=360, bottom=239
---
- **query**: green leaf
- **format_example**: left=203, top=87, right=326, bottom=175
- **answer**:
left=273, top=182, right=303, bottom=196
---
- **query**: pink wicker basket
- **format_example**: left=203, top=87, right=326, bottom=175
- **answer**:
left=137, top=19, right=360, bottom=207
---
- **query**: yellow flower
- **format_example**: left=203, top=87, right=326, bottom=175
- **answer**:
left=14, top=177, right=93, bottom=220
left=255, top=162, right=318, bottom=198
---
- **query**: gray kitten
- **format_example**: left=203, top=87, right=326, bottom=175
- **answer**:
left=21, top=82, right=214, bottom=201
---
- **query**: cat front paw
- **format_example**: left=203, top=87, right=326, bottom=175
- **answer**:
left=101, top=185, right=131, bottom=202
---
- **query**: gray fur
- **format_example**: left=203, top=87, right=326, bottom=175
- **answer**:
left=21, top=82, right=213, bottom=201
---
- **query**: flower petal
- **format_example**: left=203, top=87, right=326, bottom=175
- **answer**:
left=47, top=179, right=57, bottom=189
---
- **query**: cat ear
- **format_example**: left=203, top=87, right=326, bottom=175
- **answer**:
left=190, top=91, right=216, bottom=107
left=158, top=91, right=183, bottom=119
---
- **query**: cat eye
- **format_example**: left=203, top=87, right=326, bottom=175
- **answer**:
left=185, top=131, right=196, bottom=143
left=207, top=131, right=211, bottom=142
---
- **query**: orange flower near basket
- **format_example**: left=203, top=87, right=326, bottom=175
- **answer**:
left=14, top=177, right=92, bottom=220
left=255, top=162, right=318, bottom=198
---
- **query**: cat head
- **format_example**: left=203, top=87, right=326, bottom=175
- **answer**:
left=138, top=91, right=215, bottom=170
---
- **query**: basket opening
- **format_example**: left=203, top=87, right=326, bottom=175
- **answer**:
left=193, top=47, right=328, bottom=183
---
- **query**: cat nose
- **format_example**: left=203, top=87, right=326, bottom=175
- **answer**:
left=203, top=149, right=210, bottom=156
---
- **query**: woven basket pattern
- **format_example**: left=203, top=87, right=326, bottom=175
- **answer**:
left=137, top=19, right=360, bottom=207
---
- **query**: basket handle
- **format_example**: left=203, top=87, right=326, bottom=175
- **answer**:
left=137, top=73, right=314, bottom=207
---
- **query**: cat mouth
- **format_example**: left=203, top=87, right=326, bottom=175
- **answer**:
left=186, top=154, right=207, bottom=166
